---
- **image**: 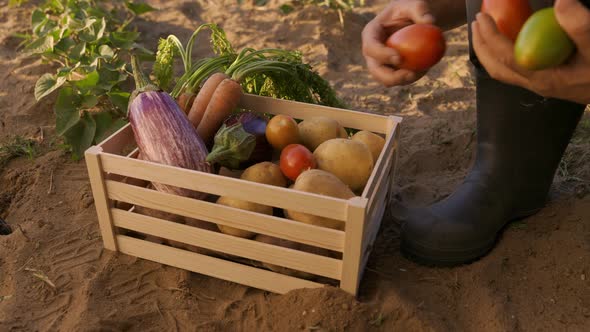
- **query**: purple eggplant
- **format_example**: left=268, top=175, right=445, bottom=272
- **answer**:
left=128, top=55, right=212, bottom=199
left=206, top=112, right=273, bottom=169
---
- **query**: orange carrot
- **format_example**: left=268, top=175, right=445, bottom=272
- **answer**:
left=196, top=78, right=243, bottom=146
left=188, top=72, right=228, bottom=128
left=177, top=92, right=196, bottom=115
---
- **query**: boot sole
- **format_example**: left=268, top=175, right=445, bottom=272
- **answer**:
left=400, top=208, right=542, bottom=267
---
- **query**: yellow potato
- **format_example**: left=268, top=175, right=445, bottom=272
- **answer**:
left=285, top=169, right=355, bottom=230
left=216, top=196, right=273, bottom=238
left=240, top=162, right=287, bottom=187
left=351, top=131, right=385, bottom=163
left=313, top=138, right=374, bottom=193
left=298, top=116, right=347, bottom=151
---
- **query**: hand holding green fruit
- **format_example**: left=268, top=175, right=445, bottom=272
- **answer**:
left=472, top=0, right=590, bottom=104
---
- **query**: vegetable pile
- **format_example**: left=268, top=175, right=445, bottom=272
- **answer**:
left=120, top=22, right=385, bottom=280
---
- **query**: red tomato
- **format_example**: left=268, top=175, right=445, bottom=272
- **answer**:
left=481, top=0, right=532, bottom=42
left=279, top=144, right=316, bottom=181
left=385, top=24, right=446, bottom=72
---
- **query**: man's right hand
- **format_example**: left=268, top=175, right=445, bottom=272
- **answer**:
left=361, top=0, right=436, bottom=87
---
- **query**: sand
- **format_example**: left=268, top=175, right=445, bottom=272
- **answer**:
left=1, top=1, right=589, bottom=331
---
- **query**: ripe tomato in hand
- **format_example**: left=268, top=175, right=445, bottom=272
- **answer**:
left=280, top=144, right=316, bottom=181
left=481, top=0, right=532, bottom=42
left=385, top=24, right=446, bottom=72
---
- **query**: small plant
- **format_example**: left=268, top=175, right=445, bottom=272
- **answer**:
left=238, top=0, right=365, bottom=25
left=0, top=136, right=38, bottom=169
left=17, top=0, right=156, bottom=158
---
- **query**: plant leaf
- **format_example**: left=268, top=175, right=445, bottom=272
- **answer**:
left=69, top=42, right=86, bottom=60
left=55, top=87, right=82, bottom=136
left=31, top=9, right=46, bottom=31
left=110, top=31, right=140, bottom=49
left=125, top=1, right=157, bottom=15
left=64, top=111, right=96, bottom=159
left=107, top=90, right=131, bottom=113
left=34, top=73, right=66, bottom=101
left=23, top=35, right=54, bottom=55
left=54, top=37, right=76, bottom=53
left=93, top=112, right=127, bottom=143
left=81, top=94, right=99, bottom=108
left=98, top=45, right=114, bottom=59
left=74, top=70, right=100, bottom=90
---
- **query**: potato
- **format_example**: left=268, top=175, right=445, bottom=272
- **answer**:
left=285, top=169, right=355, bottom=230
left=240, top=162, right=287, bottom=187
left=216, top=196, right=273, bottom=238
left=313, top=138, right=374, bottom=193
left=351, top=131, right=385, bottom=163
left=298, top=116, right=347, bottom=151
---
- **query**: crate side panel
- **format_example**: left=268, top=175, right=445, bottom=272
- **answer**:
left=100, top=153, right=349, bottom=222
left=116, top=235, right=324, bottom=294
left=106, top=181, right=345, bottom=252
left=362, top=121, right=399, bottom=199
left=239, top=94, right=390, bottom=134
left=112, top=209, right=342, bottom=279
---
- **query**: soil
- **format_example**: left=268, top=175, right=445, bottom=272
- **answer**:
left=1, top=1, right=589, bottom=331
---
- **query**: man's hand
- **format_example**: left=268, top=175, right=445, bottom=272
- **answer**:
left=361, top=0, right=435, bottom=87
left=472, top=0, right=590, bottom=104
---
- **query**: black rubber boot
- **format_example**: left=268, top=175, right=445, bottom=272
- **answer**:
left=398, top=0, right=586, bottom=266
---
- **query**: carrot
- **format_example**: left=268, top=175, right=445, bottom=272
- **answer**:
left=196, top=78, right=243, bottom=146
left=188, top=72, right=228, bottom=128
left=176, top=91, right=196, bottom=115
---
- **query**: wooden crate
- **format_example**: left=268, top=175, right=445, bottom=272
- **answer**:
left=85, top=94, right=402, bottom=296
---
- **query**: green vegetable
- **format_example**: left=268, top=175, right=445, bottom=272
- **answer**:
left=206, top=122, right=257, bottom=170
left=514, top=7, right=575, bottom=70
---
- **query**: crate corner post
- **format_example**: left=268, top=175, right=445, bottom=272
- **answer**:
left=340, top=196, right=368, bottom=296
left=85, top=145, right=118, bottom=252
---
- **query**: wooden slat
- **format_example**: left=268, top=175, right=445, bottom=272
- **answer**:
left=239, top=94, right=395, bottom=134
left=100, top=153, right=349, bottom=222
left=106, top=181, right=345, bottom=252
left=112, top=209, right=342, bottom=279
left=97, top=124, right=135, bottom=155
left=365, top=148, right=394, bottom=222
left=363, top=187, right=387, bottom=251
left=84, top=146, right=118, bottom=251
left=339, top=197, right=368, bottom=296
left=362, top=119, right=398, bottom=199
left=116, top=235, right=324, bottom=294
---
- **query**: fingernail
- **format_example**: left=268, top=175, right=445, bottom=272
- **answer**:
left=390, top=55, right=400, bottom=65
left=476, top=12, right=482, bottom=20
left=422, top=14, right=435, bottom=23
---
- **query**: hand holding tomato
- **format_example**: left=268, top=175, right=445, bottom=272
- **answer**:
left=472, top=0, right=590, bottom=104
left=361, top=0, right=436, bottom=87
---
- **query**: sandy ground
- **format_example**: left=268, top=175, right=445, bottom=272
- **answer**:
left=1, top=1, right=589, bottom=331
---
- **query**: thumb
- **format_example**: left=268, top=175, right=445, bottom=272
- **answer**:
left=555, top=0, right=590, bottom=58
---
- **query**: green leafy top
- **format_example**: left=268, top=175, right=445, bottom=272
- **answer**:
left=18, top=0, right=156, bottom=159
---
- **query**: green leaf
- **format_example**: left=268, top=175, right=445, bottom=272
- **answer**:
left=81, top=94, right=99, bottom=108
left=63, top=111, right=96, bottom=159
left=54, top=37, right=76, bottom=53
left=34, top=73, right=66, bottom=101
left=98, top=45, right=114, bottom=59
left=125, top=1, right=157, bottom=15
left=74, top=70, right=100, bottom=90
left=107, top=91, right=131, bottom=113
left=97, top=68, right=127, bottom=91
left=55, top=87, right=82, bottom=136
left=279, top=4, right=295, bottom=14
left=110, top=31, right=140, bottom=49
left=93, top=112, right=127, bottom=143
left=31, top=9, right=46, bottom=31
left=23, top=35, right=54, bottom=55
left=79, top=18, right=106, bottom=42
left=69, top=42, right=86, bottom=60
